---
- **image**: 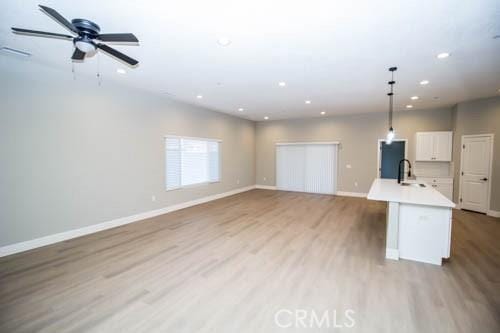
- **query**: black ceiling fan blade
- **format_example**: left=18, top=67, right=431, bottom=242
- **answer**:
left=98, top=33, right=139, bottom=43
left=71, top=48, right=85, bottom=61
left=38, top=5, right=78, bottom=34
left=12, top=27, right=74, bottom=40
left=97, top=43, right=138, bottom=66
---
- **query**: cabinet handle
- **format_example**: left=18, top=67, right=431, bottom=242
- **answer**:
left=481, top=178, right=488, bottom=181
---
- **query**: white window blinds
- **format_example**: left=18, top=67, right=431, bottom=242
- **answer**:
left=276, top=143, right=338, bottom=195
left=166, top=137, right=220, bottom=190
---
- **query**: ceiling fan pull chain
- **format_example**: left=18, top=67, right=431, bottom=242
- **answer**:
left=97, top=51, right=102, bottom=86
left=71, top=62, right=76, bottom=81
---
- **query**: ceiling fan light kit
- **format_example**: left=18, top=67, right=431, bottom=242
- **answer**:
left=75, top=36, right=96, bottom=53
left=11, top=5, right=139, bottom=66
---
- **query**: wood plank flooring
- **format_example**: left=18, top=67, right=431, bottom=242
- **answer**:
left=1, top=189, right=499, bottom=332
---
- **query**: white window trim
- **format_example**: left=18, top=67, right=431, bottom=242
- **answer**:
left=164, top=135, right=222, bottom=142
left=165, top=135, right=222, bottom=191
left=275, top=141, right=340, bottom=146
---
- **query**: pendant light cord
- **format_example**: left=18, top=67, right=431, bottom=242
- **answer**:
left=388, top=67, right=397, bottom=130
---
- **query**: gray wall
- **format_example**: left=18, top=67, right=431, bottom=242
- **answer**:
left=452, top=96, right=500, bottom=211
left=0, top=63, right=255, bottom=246
left=256, top=97, right=500, bottom=211
left=256, top=108, right=453, bottom=193
left=1, top=58, right=498, bottom=247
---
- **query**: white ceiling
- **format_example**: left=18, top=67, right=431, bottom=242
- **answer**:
left=1, top=0, right=500, bottom=121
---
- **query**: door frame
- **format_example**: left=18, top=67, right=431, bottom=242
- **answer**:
left=458, top=134, right=494, bottom=212
left=377, top=139, right=408, bottom=178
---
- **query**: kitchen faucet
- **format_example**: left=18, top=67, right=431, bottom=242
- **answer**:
left=398, top=159, right=412, bottom=184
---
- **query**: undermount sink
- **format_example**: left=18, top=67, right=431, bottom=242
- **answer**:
left=401, top=182, right=426, bottom=188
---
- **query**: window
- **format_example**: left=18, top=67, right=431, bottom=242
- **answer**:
left=165, top=136, right=220, bottom=190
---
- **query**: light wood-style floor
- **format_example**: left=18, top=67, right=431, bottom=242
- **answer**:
left=1, top=190, right=499, bottom=332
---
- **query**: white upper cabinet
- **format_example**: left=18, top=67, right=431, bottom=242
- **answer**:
left=415, top=131, right=452, bottom=161
left=433, top=132, right=453, bottom=161
left=416, top=132, right=435, bottom=161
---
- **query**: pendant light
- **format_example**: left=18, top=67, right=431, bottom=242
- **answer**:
left=386, top=67, right=397, bottom=144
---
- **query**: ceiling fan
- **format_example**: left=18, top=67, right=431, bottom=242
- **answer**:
left=11, top=5, right=139, bottom=66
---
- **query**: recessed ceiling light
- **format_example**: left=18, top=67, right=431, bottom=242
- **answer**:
left=305, top=100, right=311, bottom=104
left=238, top=108, right=244, bottom=112
left=116, top=68, right=126, bottom=74
left=437, top=52, right=450, bottom=59
left=411, top=96, right=419, bottom=100
left=264, top=116, right=269, bottom=120
left=406, top=104, right=413, bottom=109
left=217, top=38, right=231, bottom=47
left=320, top=111, right=326, bottom=115
left=196, top=95, right=203, bottom=99
left=420, top=80, right=429, bottom=85
left=278, top=81, right=286, bottom=87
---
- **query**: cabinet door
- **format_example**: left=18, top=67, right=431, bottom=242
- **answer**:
left=398, top=204, right=450, bottom=265
left=416, top=133, right=434, bottom=161
left=432, top=183, right=453, bottom=201
left=433, top=132, right=452, bottom=161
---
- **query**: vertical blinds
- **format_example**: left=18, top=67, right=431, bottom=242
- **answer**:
left=276, top=144, right=337, bottom=194
left=166, top=137, right=220, bottom=190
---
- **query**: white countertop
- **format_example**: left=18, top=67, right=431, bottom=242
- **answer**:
left=367, top=178, right=455, bottom=208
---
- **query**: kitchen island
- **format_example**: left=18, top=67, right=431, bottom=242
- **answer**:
left=367, top=178, right=455, bottom=265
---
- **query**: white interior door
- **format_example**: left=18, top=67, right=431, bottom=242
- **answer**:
left=460, top=135, right=492, bottom=213
left=276, top=144, right=337, bottom=194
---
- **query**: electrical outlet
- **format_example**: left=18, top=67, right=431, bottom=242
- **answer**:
left=354, top=182, right=358, bottom=187
left=236, top=179, right=240, bottom=185
left=263, top=177, right=267, bottom=182
left=151, top=195, right=156, bottom=202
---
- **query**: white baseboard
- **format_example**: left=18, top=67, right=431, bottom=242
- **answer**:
left=385, top=248, right=399, bottom=260
left=255, top=184, right=277, bottom=190
left=455, top=207, right=499, bottom=218
left=336, top=191, right=367, bottom=198
left=487, top=210, right=500, bottom=218
left=254, top=186, right=367, bottom=199
left=0, top=185, right=256, bottom=257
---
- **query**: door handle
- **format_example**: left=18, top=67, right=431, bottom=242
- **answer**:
left=481, top=178, right=488, bottom=181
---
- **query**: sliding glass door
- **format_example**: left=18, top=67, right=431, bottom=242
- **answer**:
left=276, top=143, right=338, bottom=194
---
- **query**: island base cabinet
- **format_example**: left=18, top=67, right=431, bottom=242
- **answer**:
left=385, top=202, right=400, bottom=260
left=368, top=178, right=455, bottom=265
left=398, top=203, right=452, bottom=265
